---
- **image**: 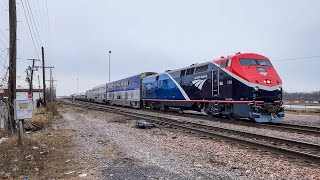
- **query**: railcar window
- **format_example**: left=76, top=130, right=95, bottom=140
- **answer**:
left=195, top=65, right=208, bottom=73
left=180, top=70, right=186, bottom=76
left=186, top=67, right=195, bottom=75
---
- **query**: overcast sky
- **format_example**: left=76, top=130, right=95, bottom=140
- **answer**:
left=1, top=0, right=320, bottom=95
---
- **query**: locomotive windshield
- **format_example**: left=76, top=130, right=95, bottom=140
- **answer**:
left=240, top=58, right=272, bottom=67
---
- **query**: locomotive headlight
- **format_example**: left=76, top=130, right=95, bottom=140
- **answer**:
left=264, top=79, right=271, bottom=84
left=277, top=87, right=282, bottom=91
left=254, top=86, right=259, bottom=91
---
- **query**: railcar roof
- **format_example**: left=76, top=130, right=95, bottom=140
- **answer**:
left=145, top=61, right=212, bottom=78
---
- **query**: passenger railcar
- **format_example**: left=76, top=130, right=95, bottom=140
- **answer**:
left=106, top=72, right=156, bottom=108
left=74, top=92, right=86, bottom=101
left=91, top=84, right=107, bottom=103
left=142, top=52, right=284, bottom=123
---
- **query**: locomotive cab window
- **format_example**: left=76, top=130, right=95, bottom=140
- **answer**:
left=256, top=60, right=272, bottom=67
left=195, top=65, right=208, bottom=73
left=186, top=67, right=195, bottom=75
left=240, top=58, right=272, bottom=67
left=240, top=59, right=257, bottom=66
left=220, top=61, right=227, bottom=68
left=226, top=59, right=232, bottom=67
left=180, top=69, right=186, bottom=77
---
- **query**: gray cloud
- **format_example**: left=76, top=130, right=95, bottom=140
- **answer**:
left=1, top=0, right=319, bottom=95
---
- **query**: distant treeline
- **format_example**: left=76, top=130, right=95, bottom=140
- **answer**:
left=283, top=91, right=320, bottom=101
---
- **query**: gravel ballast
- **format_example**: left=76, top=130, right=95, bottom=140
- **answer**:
left=92, top=105, right=320, bottom=145
left=57, top=104, right=320, bottom=179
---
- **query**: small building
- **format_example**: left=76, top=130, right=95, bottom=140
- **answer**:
left=0, top=87, right=44, bottom=108
left=312, top=101, right=319, bottom=104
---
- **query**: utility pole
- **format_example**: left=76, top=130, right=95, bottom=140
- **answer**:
left=45, top=68, right=56, bottom=101
left=27, top=58, right=40, bottom=98
left=43, top=66, right=54, bottom=102
left=37, top=75, right=41, bottom=99
left=46, top=78, right=57, bottom=99
left=50, top=69, right=52, bottom=100
left=108, top=50, right=111, bottom=83
left=41, top=47, right=46, bottom=107
left=7, top=0, right=17, bottom=132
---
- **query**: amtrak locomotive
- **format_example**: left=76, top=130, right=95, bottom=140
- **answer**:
left=74, top=52, right=284, bottom=123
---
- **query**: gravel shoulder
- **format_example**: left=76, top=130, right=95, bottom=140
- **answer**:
left=57, top=104, right=320, bottom=180
left=284, top=112, right=320, bottom=127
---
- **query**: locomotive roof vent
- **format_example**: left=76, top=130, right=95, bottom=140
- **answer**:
left=165, top=70, right=171, bottom=72
left=190, top=63, right=197, bottom=66
left=221, top=56, right=224, bottom=58
left=235, top=52, right=241, bottom=55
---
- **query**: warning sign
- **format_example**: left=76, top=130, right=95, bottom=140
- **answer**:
left=19, top=103, right=28, bottom=109
left=14, top=99, right=33, bottom=120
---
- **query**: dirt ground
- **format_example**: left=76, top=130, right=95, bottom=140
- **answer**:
left=55, top=104, right=319, bottom=180
left=1, top=104, right=319, bottom=180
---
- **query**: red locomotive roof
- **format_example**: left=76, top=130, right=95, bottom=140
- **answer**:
left=213, top=52, right=282, bottom=90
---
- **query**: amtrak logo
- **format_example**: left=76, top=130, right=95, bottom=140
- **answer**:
left=192, top=78, right=207, bottom=90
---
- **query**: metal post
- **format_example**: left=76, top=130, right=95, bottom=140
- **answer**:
left=50, top=68, right=52, bottom=101
left=18, top=119, right=24, bottom=146
left=108, top=50, right=111, bottom=83
left=38, top=75, right=41, bottom=99
left=77, top=78, right=78, bottom=94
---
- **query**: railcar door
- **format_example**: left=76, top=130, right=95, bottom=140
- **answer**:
left=125, top=92, right=128, bottom=105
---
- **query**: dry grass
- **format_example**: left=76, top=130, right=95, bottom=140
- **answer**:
left=0, top=102, right=81, bottom=179
left=0, top=129, right=8, bottom=139
left=0, top=130, right=76, bottom=179
left=30, top=102, right=61, bottom=128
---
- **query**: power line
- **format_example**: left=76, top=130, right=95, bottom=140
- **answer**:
left=0, top=38, right=7, bottom=47
left=0, top=29, right=9, bottom=43
left=19, top=0, right=40, bottom=59
left=16, top=8, right=40, bottom=59
left=21, top=0, right=41, bottom=48
left=273, top=56, right=320, bottom=62
left=0, top=0, right=8, bottom=9
left=44, top=0, right=52, bottom=65
left=25, top=0, right=43, bottom=46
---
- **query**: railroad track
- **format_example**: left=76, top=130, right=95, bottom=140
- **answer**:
left=140, top=105, right=320, bottom=136
left=62, top=99, right=320, bottom=164
left=141, top=106, right=320, bottom=136
left=60, top=99, right=320, bottom=136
